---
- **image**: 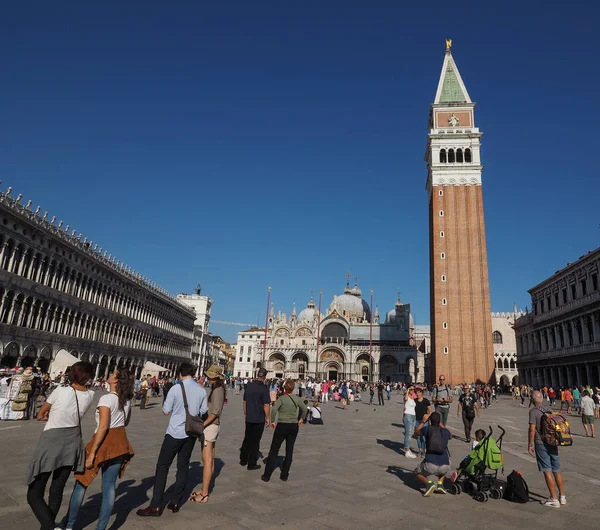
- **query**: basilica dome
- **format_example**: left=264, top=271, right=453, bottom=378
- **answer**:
left=297, top=296, right=319, bottom=324
left=329, top=281, right=371, bottom=322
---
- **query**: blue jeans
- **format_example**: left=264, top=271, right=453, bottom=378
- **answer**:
left=66, top=462, right=121, bottom=530
left=403, top=414, right=416, bottom=452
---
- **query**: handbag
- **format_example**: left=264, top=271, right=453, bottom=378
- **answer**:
left=180, top=383, right=204, bottom=440
left=14, top=392, right=29, bottom=403
left=11, top=400, right=27, bottom=411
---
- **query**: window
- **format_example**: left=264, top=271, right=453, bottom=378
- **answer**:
left=441, top=275, right=446, bottom=282
left=571, top=284, right=577, bottom=300
left=492, top=331, right=503, bottom=344
left=239, top=357, right=242, bottom=362
left=443, top=322, right=447, bottom=329
left=465, top=148, right=472, bottom=163
left=248, top=346, right=252, bottom=356
left=280, top=339, right=284, bottom=345
left=245, top=372, right=249, bottom=377
left=442, top=298, right=447, bottom=305
left=302, top=339, right=306, bottom=345
left=554, top=292, right=559, bottom=307
left=456, top=148, right=464, bottom=163
left=562, top=288, right=567, bottom=304
left=440, top=231, right=444, bottom=237
left=247, top=357, right=250, bottom=362
left=581, top=279, right=587, bottom=296
left=448, top=149, right=455, bottom=163
left=440, top=149, right=447, bottom=163
left=439, top=189, right=443, bottom=196
left=237, top=371, right=241, bottom=377
left=439, top=210, right=444, bottom=216
left=546, top=297, right=551, bottom=311
left=240, top=346, right=244, bottom=355
left=441, top=252, right=445, bottom=259
left=444, top=346, right=449, bottom=354
left=592, top=273, right=599, bottom=291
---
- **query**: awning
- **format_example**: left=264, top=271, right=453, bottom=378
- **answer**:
left=143, top=361, right=169, bottom=378
left=49, top=350, right=79, bottom=379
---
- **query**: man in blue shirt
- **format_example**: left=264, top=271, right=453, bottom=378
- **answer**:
left=414, top=411, right=452, bottom=496
left=137, top=363, right=208, bottom=516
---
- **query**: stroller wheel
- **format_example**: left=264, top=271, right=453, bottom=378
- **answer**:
left=490, top=488, right=502, bottom=500
left=463, top=481, right=474, bottom=494
left=482, top=491, right=490, bottom=502
left=451, top=483, right=462, bottom=495
left=475, top=491, right=486, bottom=503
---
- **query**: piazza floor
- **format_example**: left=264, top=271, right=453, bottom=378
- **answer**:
left=1, top=391, right=599, bottom=530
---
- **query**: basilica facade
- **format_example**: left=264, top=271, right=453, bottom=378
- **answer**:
left=257, top=280, right=424, bottom=383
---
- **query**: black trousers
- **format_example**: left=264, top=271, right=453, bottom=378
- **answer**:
left=240, top=422, right=265, bottom=467
left=378, top=392, right=384, bottom=406
left=27, top=466, right=72, bottom=530
left=462, top=410, right=475, bottom=441
left=151, top=434, right=196, bottom=508
left=263, top=422, right=299, bottom=479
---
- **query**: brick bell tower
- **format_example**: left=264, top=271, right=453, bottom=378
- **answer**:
left=426, top=40, right=494, bottom=385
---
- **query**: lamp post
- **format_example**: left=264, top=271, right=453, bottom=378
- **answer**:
left=261, top=286, right=271, bottom=373
left=316, top=289, right=322, bottom=380
left=369, top=290, right=374, bottom=382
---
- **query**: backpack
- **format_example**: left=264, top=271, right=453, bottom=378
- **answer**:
left=425, top=425, right=446, bottom=455
left=461, top=395, right=476, bottom=420
left=504, top=470, right=529, bottom=503
left=537, top=406, right=573, bottom=447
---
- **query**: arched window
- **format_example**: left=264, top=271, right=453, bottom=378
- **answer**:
left=456, top=149, right=463, bottom=163
left=439, top=149, right=447, bottom=163
left=503, top=358, right=509, bottom=370
left=493, top=331, right=503, bottom=344
left=465, top=148, right=472, bottom=163
left=448, top=149, right=455, bottom=163
left=361, top=365, right=369, bottom=376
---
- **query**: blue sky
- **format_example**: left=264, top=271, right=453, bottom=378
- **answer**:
left=2, top=2, right=599, bottom=343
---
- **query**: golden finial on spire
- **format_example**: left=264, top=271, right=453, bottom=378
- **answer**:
left=445, top=38, right=452, bottom=52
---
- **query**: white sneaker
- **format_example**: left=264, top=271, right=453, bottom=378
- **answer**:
left=542, top=498, right=560, bottom=508
left=405, top=450, right=417, bottom=459
left=560, top=495, right=567, bottom=505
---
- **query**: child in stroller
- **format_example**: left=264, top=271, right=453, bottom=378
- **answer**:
left=449, top=425, right=505, bottom=502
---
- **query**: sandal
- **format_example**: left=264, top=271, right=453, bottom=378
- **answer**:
left=189, top=491, right=209, bottom=503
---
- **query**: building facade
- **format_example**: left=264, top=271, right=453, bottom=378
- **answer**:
left=426, top=42, right=494, bottom=384
left=233, top=327, right=265, bottom=379
left=492, top=308, right=523, bottom=387
left=0, top=187, right=196, bottom=379
left=515, top=248, right=600, bottom=389
left=243, top=280, right=424, bottom=383
left=176, top=287, right=213, bottom=371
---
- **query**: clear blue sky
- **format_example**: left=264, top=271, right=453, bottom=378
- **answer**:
left=2, top=2, right=599, bottom=343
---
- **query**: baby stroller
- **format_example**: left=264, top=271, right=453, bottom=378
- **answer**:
left=450, top=425, right=506, bottom=502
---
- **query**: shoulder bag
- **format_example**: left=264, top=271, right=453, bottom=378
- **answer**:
left=180, top=383, right=205, bottom=440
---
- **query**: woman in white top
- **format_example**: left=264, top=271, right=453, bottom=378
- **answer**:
left=308, top=401, right=324, bottom=425
left=26, top=361, right=95, bottom=530
left=403, top=385, right=417, bottom=458
left=64, top=368, right=134, bottom=530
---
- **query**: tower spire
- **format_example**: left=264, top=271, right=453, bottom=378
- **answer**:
left=434, top=40, right=471, bottom=105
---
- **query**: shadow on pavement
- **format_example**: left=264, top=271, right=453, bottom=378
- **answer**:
left=376, top=438, right=407, bottom=454
left=386, top=465, right=422, bottom=492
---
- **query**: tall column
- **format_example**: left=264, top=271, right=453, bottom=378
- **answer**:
left=550, top=366, right=558, bottom=388
left=585, top=364, right=593, bottom=387
left=575, top=364, right=583, bottom=387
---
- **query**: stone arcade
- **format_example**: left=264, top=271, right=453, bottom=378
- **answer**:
left=0, top=187, right=196, bottom=379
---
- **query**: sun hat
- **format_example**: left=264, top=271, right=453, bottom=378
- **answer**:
left=204, top=365, right=225, bottom=380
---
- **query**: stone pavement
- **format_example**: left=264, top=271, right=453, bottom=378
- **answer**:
left=1, top=391, right=599, bottom=530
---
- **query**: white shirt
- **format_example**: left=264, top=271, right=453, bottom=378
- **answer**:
left=309, top=406, right=322, bottom=419
left=404, top=396, right=416, bottom=415
left=45, top=386, right=94, bottom=431
left=95, top=392, right=132, bottom=433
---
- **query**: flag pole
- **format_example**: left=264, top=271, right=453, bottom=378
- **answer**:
left=262, top=286, right=271, bottom=373
left=316, top=289, right=322, bottom=381
left=369, top=289, right=374, bottom=382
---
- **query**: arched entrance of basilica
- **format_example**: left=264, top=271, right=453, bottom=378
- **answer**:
left=268, top=353, right=286, bottom=379
left=320, top=349, right=344, bottom=381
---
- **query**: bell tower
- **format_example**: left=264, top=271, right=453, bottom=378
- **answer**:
left=426, top=40, right=494, bottom=384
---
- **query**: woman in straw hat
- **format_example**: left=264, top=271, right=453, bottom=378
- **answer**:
left=189, top=365, right=226, bottom=504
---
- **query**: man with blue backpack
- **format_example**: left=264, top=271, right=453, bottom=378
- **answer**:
left=413, top=411, right=452, bottom=496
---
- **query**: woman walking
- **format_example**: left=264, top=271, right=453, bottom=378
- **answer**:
left=189, top=365, right=226, bottom=504
left=64, top=368, right=134, bottom=530
left=26, top=361, right=95, bottom=530
left=261, top=379, right=308, bottom=482
left=403, top=385, right=417, bottom=458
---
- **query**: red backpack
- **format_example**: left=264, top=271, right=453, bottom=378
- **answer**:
left=537, top=406, right=573, bottom=447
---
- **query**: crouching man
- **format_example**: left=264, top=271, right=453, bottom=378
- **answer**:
left=413, top=411, right=452, bottom=496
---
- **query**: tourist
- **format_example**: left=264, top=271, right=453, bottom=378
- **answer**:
left=528, top=390, right=566, bottom=508
left=413, top=411, right=452, bottom=496
left=64, top=368, right=134, bottom=530
left=269, top=380, right=278, bottom=405
left=320, top=380, right=329, bottom=403
left=239, top=367, right=270, bottom=471
left=573, top=386, right=581, bottom=414
left=386, top=383, right=391, bottom=401
left=308, top=400, right=324, bottom=424
left=137, top=363, right=208, bottom=517
left=580, top=391, right=595, bottom=438
left=26, top=361, right=95, bottom=530
left=188, top=365, right=227, bottom=504
left=432, top=375, right=452, bottom=427
left=457, top=385, right=479, bottom=443
left=261, top=379, right=308, bottom=482
left=548, top=387, right=556, bottom=407
left=377, top=381, right=385, bottom=406
left=414, top=387, right=432, bottom=457
left=403, top=386, right=417, bottom=458
left=564, top=388, right=573, bottom=414
left=341, top=381, right=348, bottom=410
left=594, top=388, right=600, bottom=420
left=369, top=384, right=375, bottom=405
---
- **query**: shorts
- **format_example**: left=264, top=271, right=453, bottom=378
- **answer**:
left=414, top=460, right=451, bottom=477
left=203, top=424, right=220, bottom=446
left=534, top=443, right=560, bottom=473
left=582, top=415, right=595, bottom=425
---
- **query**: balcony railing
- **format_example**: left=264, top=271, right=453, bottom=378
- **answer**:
left=533, top=290, right=600, bottom=324
left=518, top=340, right=600, bottom=363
